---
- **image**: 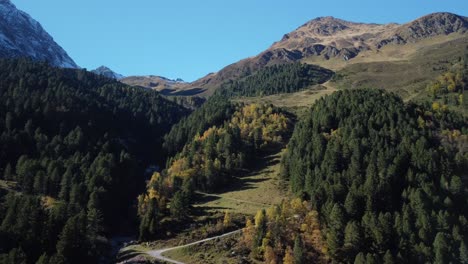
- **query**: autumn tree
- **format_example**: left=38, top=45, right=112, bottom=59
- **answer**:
left=283, top=246, right=294, bottom=264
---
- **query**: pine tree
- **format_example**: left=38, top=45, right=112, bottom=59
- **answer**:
left=327, top=204, right=345, bottom=256
left=460, top=241, right=468, bottom=264
left=344, top=221, right=361, bottom=253
left=383, top=250, right=394, bottom=264
left=433, top=232, right=450, bottom=264
left=58, top=169, right=72, bottom=201
left=344, top=191, right=358, bottom=217
left=56, top=212, right=89, bottom=264
left=170, top=191, right=188, bottom=220
left=36, top=253, right=50, bottom=264
left=293, top=235, right=304, bottom=264
left=354, top=252, right=366, bottom=264
left=365, top=253, right=377, bottom=264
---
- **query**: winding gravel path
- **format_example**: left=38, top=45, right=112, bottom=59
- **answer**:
left=146, top=229, right=242, bottom=264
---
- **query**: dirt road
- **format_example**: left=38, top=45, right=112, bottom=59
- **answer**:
left=146, top=229, right=241, bottom=264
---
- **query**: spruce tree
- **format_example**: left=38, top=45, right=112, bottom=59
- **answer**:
left=293, top=236, right=304, bottom=264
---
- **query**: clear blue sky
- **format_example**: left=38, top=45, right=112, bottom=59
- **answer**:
left=12, top=0, right=468, bottom=81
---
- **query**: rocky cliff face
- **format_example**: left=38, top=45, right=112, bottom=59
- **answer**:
left=0, top=0, right=78, bottom=68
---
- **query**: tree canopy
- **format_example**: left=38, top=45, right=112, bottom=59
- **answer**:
left=0, top=59, right=188, bottom=263
left=281, top=89, right=467, bottom=263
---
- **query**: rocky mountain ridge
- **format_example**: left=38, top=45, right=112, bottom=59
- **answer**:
left=184, top=12, right=468, bottom=96
left=0, top=0, right=78, bottom=68
left=92, top=66, right=124, bottom=80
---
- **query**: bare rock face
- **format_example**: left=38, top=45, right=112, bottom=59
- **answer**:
left=386, top=13, right=468, bottom=43
left=0, top=0, right=78, bottom=68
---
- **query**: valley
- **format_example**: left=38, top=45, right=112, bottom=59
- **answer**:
left=0, top=2, right=467, bottom=264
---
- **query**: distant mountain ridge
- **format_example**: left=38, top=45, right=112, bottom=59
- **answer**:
left=0, top=0, right=78, bottom=68
left=121, top=75, right=186, bottom=92
left=92, top=66, right=124, bottom=80
left=182, top=12, right=468, bottom=96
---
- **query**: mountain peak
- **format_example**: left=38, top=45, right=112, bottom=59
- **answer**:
left=393, top=12, right=468, bottom=41
left=417, top=12, right=466, bottom=21
left=91, top=66, right=124, bottom=80
left=306, top=16, right=349, bottom=24
left=299, top=16, right=354, bottom=36
left=0, top=0, right=78, bottom=68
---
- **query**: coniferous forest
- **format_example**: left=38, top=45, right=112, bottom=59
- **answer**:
left=217, top=63, right=334, bottom=97
left=278, top=89, right=468, bottom=263
left=0, top=57, right=466, bottom=264
left=0, top=59, right=188, bottom=263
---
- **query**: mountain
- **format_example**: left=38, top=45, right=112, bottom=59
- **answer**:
left=91, top=65, right=124, bottom=80
left=180, top=12, right=468, bottom=96
left=270, top=13, right=468, bottom=57
left=0, top=0, right=78, bottom=68
left=121, top=75, right=186, bottom=94
left=386, top=12, right=468, bottom=44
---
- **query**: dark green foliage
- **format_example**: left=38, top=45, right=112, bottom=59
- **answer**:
left=383, top=250, right=394, bottom=264
left=163, top=95, right=234, bottom=156
left=293, top=235, right=304, bottom=264
left=282, top=89, right=467, bottom=262
left=460, top=241, right=468, bottom=264
left=169, top=190, right=189, bottom=219
left=0, top=247, right=27, bottom=264
left=216, top=63, right=334, bottom=97
left=0, top=59, right=187, bottom=262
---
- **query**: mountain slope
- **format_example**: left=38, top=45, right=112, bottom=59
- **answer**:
left=121, top=75, right=186, bottom=93
left=182, top=12, right=468, bottom=96
left=281, top=89, right=467, bottom=263
left=0, top=59, right=188, bottom=263
left=0, top=0, right=78, bottom=68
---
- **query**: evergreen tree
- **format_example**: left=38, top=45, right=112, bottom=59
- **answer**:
left=293, top=235, right=304, bottom=264
left=433, top=232, right=450, bottom=264
left=460, top=241, right=468, bottom=264
left=354, top=252, right=366, bottom=264
left=170, top=191, right=188, bottom=220
left=383, top=250, right=394, bottom=264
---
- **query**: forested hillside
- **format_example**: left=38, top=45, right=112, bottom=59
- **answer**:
left=0, top=59, right=188, bottom=264
left=279, top=89, right=467, bottom=263
left=163, top=96, right=235, bottom=157
left=138, top=103, right=291, bottom=240
left=216, top=63, right=333, bottom=97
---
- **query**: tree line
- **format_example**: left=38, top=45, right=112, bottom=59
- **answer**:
left=216, top=63, right=334, bottom=98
